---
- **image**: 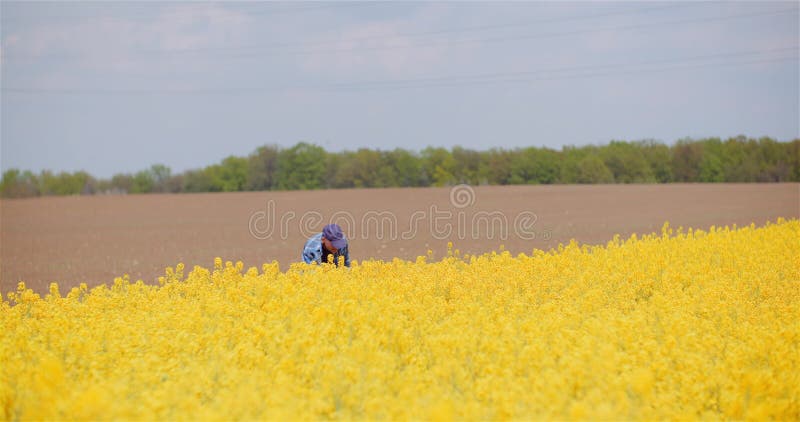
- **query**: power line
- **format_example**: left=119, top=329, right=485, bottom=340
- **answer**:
left=323, top=46, right=800, bottom=89
left=6, top=4, right=791, bottom=61
left=3, top=47, right=796, bottom=95
left=0, top=3, right=678, bottom=60
left=243, top=2, right=381, bottom=16
left=143, top=3, right=699, bottom=55
left=327, top=56, right=799, bottom=92
left=0, top=2, right=375, bottom=24
left=222, top=6, right=799, bottom=59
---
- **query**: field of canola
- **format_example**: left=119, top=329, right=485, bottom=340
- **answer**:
left=2, top=219, right=799, bottom=420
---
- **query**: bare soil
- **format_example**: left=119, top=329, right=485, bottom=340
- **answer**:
left=2, top=184, right=798, bottom=295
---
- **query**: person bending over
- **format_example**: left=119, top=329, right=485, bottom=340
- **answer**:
left=302, top=223, right=350, bottom=267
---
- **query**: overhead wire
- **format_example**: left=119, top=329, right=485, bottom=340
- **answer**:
left=3, top=46, right=796, bottom=95
left=4, top=4, right=791, bottom=60
left=143, top=3, right=699, bottom=55
left=321, top=46, right=800, bottom=89
left=0, top=2, right=374, bottom=24
left=3, top=3, right=796, bottom=94
left=223, top=6, right=799, bottom=58
left=325, top=56, right=799, bottom=92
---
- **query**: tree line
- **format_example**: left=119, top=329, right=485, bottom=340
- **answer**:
left=2, top=136, right=798, bottom=198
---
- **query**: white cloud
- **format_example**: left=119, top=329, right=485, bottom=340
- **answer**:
left=4, top=3, right=254, bottom=85
left=299, top=3, right=474, bottom=79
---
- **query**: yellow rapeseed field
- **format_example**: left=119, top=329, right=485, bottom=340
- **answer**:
left=2, top=220, right=799, bottom=420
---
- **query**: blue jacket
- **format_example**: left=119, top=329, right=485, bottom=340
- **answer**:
left=302, top=233, right=350, bottom=267
left=302, top=233, right=323, bottom=264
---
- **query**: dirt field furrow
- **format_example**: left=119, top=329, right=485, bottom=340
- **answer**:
left=2, top=184, right=797, bottom=294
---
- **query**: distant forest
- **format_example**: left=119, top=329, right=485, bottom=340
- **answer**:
left=2, top=136, right=798, bottom=198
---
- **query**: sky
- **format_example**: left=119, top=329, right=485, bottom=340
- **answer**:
left=1, top=1, right=798, bottom=178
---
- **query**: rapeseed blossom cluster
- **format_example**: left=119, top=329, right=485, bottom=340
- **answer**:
left=1, top=220, right=798, bottom=420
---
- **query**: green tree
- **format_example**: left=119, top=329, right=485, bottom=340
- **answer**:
left=73, top=171, right=94, bottom=194
left=385, top=148, right=422, bottom=187
left=600, top=141, right=655, bottom=183
left=37, top=170, right=59, bottom=195
left=94, top=178, right=112, bottom=194
left=672, top=139, right=704, bottom=182
left=559, top=146, right=593, bottom=184
left=756, top=137, right=792, bottom=182
left=451, top=146, right=482, bottom=184
left=788, top=139, right=800, bottom=182
left=697, top=138, right=724, bottom=182
left=0, top=169, right=39, bottom=198
left=275, top=142, right=326, bottom=190
left=509, top=146, right=560, bottom=184
left=217, top=156, right=248, bottom=192
left=576, top=155, right=614, bottom=184
left=246, top=145, right=280, bottom=191
left=183, top=169, right=215, bottom=192
left=375, top=150, right=401, bottom=187
left=149, top=164, right=172, bottom=193
left=484, top=148, right=513, bottom=185
left=720, top=137, right=758, bottom=182
left=639, top=140, right=673, bottom=183
left=37, top=170, right=92, bottom=195
left=328, top=148, right=390, bottom=188
left=352, top=148, right=383, bottom=188
left=699, top=154, right=725, bottom=182
left=164, top=174, right=184, bottom=193
left=131, top=169, right=155, bottom=193
left=329, top=151, right=356, bottom=189
left=109, top=174, right=134, bottom=194
left=421, top=147, right=456, bottom=186
left=8, top=137, right=799, bottom=196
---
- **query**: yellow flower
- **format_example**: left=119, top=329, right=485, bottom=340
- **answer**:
left=0, top=219, right=798, bottom=420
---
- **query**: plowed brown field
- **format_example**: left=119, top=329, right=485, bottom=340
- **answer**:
left=2, top=184, right=798, bottom=294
